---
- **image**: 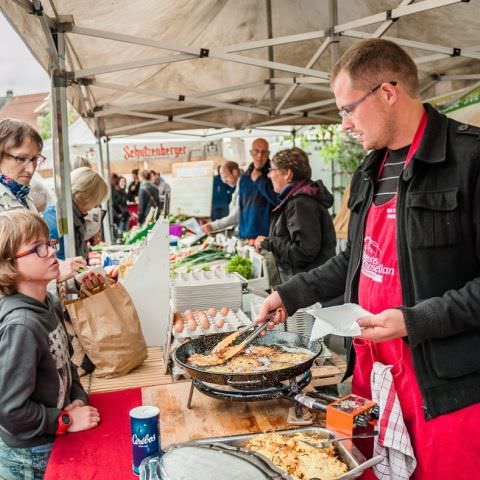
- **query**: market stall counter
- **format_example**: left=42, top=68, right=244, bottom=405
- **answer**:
left=43, top=382, right=307, bottom=479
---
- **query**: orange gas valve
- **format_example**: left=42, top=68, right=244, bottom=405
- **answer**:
left=326, top=394, right=378, bottom=436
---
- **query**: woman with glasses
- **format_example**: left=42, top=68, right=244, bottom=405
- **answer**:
left=0, top=118, right=45, bottom=212
left=0, top=118, right=95, bottom=281
left=254, top=147, right=336, bottom=282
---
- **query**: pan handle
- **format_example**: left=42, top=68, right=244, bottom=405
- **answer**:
left=227, top=377, right=267, bottom=386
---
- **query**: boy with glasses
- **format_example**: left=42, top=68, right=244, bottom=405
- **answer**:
left=0, top=210, right=100, bottom=479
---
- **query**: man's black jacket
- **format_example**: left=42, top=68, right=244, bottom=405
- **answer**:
left=278, top=104, right=480, bottom=419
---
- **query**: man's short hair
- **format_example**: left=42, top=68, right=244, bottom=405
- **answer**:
left=131, top=168, right=139, bottom=176
left=0, top=210, right=50, bottom=296
left=222, top=161, right=240, bottom=174
left=331, top=39, right=420, bottom=98
left=139, top=169, right=151, bottom=181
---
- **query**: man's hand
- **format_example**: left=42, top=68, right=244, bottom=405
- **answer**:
left=67, top=405, right=101, bottom=433
left=58, top=257, right=87, bottom=282
left=254, top=236, right=266, bottom=252
left=357, top=308, right=408, bottom=342
left=255, top=290, right=288, bottom=331
left=251, top=168, right=263, bottom=182
left=201, top=223, right=213, bottom=234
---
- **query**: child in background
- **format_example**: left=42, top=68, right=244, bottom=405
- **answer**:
left=0, top=210, right=100, bottom=479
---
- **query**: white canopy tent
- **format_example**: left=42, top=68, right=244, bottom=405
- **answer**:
left=1, top=0, right=480, bottom=254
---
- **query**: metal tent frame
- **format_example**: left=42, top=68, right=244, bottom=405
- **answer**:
left=1, top=0, right=479, bottom=251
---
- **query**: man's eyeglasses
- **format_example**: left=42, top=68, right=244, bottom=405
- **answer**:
left=3, top=152, right=46, bottom=168
left=268, top=167, right=280, bottom=172
left=251, top=149, right=269, bottom=156
left=338, top=81, right=397, bottom=119
left=15, top=241, right=59, bottom=259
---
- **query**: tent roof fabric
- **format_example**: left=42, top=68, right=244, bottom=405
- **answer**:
left=1, top=0, right=480, bottom=137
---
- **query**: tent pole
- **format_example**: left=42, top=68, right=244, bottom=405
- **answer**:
left=266, top=0, right=276, bottom=112
left=329, top=0, right=340, bottom=64
left=95, top=128, right=112, bottom=245
left=51, top=30, right=76, bottom=258
left=104, top=137, right=115, bottom=243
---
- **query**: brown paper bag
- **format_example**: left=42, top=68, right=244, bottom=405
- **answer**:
left=66, top=281, right=147, bottom=378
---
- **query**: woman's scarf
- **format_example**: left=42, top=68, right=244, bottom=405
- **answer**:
left=0, top=175, right=31, bottom=206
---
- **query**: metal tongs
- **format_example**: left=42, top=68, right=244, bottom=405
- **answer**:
left=209, top=311, right=277, bottom=364
left=299, top=431, right=378, bottom=449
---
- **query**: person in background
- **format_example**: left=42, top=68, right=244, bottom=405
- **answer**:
left=150, top=169, right=171, bottom=211
left=44, top=168, right=109, bottom=260
left=70, top=167, right=109, bottom=259
left=0, top=210, right=100, bottom=480
left=0, top=118, right=85, bottom=280
left=257, top=38, right=480, bottom=480
left=254, top=148, right=336, bottom=282
left=71, top=156, right=92, bottom=170
left=202, top=161, right=241, bottom=234
left=210, top=165, right=234, bottom=221
left=127, top=168, right=140, bottom=203
left=238, top=138, right=279, bottom=239
left=29, top=179, right=51, bottom=214
left=112, top=175, right=130, bottom=236
left=137, top=169, right=160, bottom=225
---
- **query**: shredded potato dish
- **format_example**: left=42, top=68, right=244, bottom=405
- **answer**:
left=245, top=432, right=349, bottom=480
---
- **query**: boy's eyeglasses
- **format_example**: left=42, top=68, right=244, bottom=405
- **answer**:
left=3, top=152, right=46, bottom=168
left=338, top=81, right=397, bottom=119
left=15, top=241, right=59, bottom=259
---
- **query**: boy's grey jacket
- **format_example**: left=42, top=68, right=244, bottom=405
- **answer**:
left=0, top=293, right=88, bottom=448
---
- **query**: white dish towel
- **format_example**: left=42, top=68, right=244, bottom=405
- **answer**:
left=371, top=362, right=417, bottom=480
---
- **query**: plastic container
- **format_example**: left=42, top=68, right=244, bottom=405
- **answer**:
left=169, top=224, right=183, bottom=237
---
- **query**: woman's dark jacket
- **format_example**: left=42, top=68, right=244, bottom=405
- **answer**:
left=112, top=187, right=129, bottom=223
left=277, top=104, right=480, bottom=419
left=138, top=181, right=160, bottom=224
left=261, top=179, right=336, bottom=279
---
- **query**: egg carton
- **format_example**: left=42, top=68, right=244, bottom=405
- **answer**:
left=172, top=269, right=243, bottom=286
left=171, top=308, right=251, bottom=340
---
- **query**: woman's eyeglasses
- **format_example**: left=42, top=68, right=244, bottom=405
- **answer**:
left=3, top=152, right=46, bottom=168
left=15, top=241, right=59, bottom=259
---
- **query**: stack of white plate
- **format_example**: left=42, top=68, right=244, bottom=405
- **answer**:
left=172, top=270, right=243, bottom=311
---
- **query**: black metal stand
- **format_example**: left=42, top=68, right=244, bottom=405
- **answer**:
left=187, top=371, right=312, bottom=409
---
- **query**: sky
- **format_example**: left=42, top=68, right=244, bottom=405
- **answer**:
left=0, top=11, right=50, bottom=95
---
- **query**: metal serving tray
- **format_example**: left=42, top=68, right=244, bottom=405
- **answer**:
left=193, top=426, right=382, bottom=480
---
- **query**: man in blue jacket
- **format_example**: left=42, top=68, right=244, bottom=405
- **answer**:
left=238, top=138, right=279, bottom=239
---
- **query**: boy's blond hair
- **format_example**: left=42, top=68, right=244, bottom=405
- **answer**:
left=0, top=210, right=50, bottom=296
left=71, top=167, right=109, bottom=212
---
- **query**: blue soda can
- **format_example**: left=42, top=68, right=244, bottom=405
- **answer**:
left=130, top=405, right=160, bottom=475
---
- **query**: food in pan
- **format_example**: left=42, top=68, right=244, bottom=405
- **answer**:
left=245, top=432, right=348, bottom=480
left=187, top=344, right=313, bottom=373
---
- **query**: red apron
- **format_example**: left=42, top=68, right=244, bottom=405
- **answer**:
left=355, top=112, right=480, bottom=479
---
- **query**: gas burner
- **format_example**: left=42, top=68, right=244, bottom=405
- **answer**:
left=187, top=371, right=312, bottom=409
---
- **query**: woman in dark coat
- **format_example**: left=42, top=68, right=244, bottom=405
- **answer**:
left=254, top=147, right=336, bottom=282
left=112, top=176, right=130, bottom=234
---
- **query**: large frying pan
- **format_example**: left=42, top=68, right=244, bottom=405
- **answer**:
left=174, top=330, right=323, bottom=389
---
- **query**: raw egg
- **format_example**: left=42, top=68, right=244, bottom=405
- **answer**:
left=199, top=313, right=210, bottom=330
left=208, top=307, right=217, bottom=317
left=220, top=307, right=229, bottom=317
left=174, top=321, right=184, bottom=333
left=215, top=318, right=225, bottom=329
left=187, top=318, right=197, bottom=331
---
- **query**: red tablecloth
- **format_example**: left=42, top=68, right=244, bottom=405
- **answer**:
left=44, top=388, right=142, bottom=480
